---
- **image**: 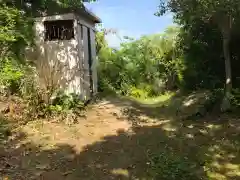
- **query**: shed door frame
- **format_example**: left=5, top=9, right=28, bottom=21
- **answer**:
left=87, top=27, right=93, bottom=95
left=79, top=23, right=94, bottom=96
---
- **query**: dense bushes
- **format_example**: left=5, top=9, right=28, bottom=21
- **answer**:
left=97, top=11, right=240, bottom=110
left=97, top=27, right=184, bottom=98
left=0, top=58, right=24, bottom=95
left=0, top=4, right=32, bottom=96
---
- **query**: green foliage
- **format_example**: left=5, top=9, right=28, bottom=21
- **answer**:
left=157, top=0, right=240, bottom=110
left=0, top=4, right=33, bottom=59
left=0, top=4, right=33, bottom=96
left=2, top=0, right=94, bottom=16
left=128, top=87, right=149, bottom=99
left=52, top=91, right=85, bottom=111
left=97, top=27, right=183, bottom=98
left=0, top=58, right=24, bottom=95
left=41, top=92, right=85, bottom=124
left=230, top=89, right=240, bottom=107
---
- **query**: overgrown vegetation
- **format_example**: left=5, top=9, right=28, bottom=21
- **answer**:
left=97, top=1, right=240, bottom=112
left=0, top=1, right=89, bottom=123
left=97, top=26, right=184, bottom=98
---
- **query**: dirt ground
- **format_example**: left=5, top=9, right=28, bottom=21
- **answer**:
left=0, top=96, right=239, bottom=180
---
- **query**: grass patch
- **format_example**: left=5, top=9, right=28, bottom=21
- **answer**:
left=133, top=91, right=176, bottom=105
left=147, top=150, right=200, bottom=180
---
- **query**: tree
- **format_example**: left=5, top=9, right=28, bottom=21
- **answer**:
left=157, top=0, right=240, bottom=110
left=2, top=0, right=95, bottom=16
left=97, top=26, right=183, bottom=95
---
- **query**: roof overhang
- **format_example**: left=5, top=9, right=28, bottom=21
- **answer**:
left=34, top=5, right=101, bottom=24
left=75, top=6, right=101, bottom=23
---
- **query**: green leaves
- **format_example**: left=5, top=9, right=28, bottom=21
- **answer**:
left=157, top=0, right=240, bottom=25
left=0, top=4, right=32, bottom=59
left=0, top=57, right=24, bottom=95
left=97, top=26, right=183, bottom=96
left=2, top=0, right=96, bottom=17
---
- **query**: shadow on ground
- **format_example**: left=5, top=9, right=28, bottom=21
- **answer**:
left=0, top=93, right=239, bottom=180
left=102, top=91, right=213, bottom=123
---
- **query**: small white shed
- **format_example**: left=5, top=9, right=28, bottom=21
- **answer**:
left=31, top=8, right=101, bottom=101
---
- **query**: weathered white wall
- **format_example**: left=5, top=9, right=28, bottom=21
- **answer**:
left=27, top=13, right=98, bottom=101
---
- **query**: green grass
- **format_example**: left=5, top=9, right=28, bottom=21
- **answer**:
left=130, top=91, right=176, bottom=105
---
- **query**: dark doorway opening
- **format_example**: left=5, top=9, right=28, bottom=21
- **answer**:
left=87, top=27, right=93, bottom=95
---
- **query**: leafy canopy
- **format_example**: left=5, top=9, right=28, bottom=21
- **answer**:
left=157, top=0, right=240, bottom=25
left=2, top=0, right=96, bottom=16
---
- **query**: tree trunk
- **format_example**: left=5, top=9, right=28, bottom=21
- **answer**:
left=223, top=37, right=232, bottom=93
left=221, top=36, right=232, bottom=111
left=220, top=15, right=232, bottom=111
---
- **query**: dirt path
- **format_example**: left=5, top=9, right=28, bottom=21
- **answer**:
left=0, top=99, right=135, bottom=180
left=0, top=97, right=239, bottom=180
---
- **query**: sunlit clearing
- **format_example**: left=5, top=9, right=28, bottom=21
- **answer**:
left=224, top=163, right=240, bottom=174
left=207, top=171, right=227, bottom=180
left=208, top=162, right=240, bottom=179
left=162, top=123, right=177, bottom=132
left=228, top=154, right=236, bottom=159
left=211, top=161, right=222, bottom=169
left=208, top=145, right=221, bottom=152
left=199, top=129, right=208, bottom=135
left=183, top=98, right=197, bottom=107
left=187, top=125, right=194, bottom=129
left=186, top=133, right=194, bottom=139
left=136, top=92, right=175, bottom=104
left=206, top=124, right=222, bottom=130
left=111, top=169, right=129, bottom=177
left=213, top=153, right=223, bottom=159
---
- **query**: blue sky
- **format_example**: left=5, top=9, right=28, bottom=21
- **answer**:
left=84, top=0, right=173, bottom=47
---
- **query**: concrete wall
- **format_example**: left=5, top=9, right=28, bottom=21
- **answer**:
left=28, top=13, right=98, bottom=101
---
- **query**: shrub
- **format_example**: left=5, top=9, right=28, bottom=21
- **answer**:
left=129, top=86, right=149, bottom=99
left=230, top=88, right=240, bottom=108
left=0, top=57, right=24, bottom=95
left=52, top=91, right=85, bottom=111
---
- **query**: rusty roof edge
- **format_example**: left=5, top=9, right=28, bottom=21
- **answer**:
left=76, top=7, right=101, bottom=23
